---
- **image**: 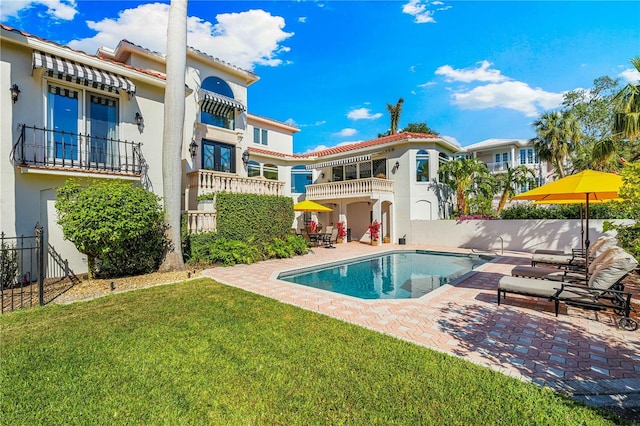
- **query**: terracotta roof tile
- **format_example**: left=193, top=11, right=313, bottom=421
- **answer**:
left=305, top=132, right=439, bottom=157
left=1, top=24, right=166, bottom=81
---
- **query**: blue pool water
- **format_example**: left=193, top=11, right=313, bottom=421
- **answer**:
left=278, top=250, right=490, bottom=300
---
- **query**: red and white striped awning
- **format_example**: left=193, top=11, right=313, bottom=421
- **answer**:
left=32, top=50, right=136, bottom=96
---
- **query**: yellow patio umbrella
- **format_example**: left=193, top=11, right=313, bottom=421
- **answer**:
left=293, top=199, right=333, bottom=212
left=512, top=170, right=623, bottom=258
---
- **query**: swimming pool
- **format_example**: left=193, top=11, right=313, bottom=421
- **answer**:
left=278, top=250, right=490, bottom=300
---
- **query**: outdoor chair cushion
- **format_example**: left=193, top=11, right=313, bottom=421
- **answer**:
left=588, top=247, right=638, bottom=291
left=498, top=276, right=591, bottom=302
left=530, top=236, right=618, bottom=267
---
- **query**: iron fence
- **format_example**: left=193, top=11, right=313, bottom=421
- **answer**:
left=1, top=224, right=79, bottom=313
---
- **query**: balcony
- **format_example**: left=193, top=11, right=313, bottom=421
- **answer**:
left=305, top=177, right=394, bottom=200
left=12, top=124, right=143, bottom=176
left=187, top=169, right=286, bottom=198
left=486, top=161, right=510, bottom=173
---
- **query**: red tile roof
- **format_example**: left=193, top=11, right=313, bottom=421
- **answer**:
left=248, top=132, right=441, bottom=160
left=1, top=24, right=166, bottom=81
left=306, top=132, right=440, bottom=157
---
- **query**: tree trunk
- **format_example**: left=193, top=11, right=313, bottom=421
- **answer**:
left=159, top=0, right=187, bottom=272
left=497, top=189, right=509, bottom=214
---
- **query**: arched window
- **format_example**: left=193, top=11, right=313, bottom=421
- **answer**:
left=201, top=77, right=234, bottom=97
left=263, top=163, right=278, bottom=180
left=291, top=165, right=312, bottom=193
left=200, top=76, right=236, bottom=129
left=247, top=160, right=260, bottom=178
left=416, top=150, right=429, bottom=182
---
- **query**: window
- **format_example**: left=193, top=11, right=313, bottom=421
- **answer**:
left=291, top=165, right=312, bottom=193
left=253, top=127, right=268, bottom=145
left=416, top=150, right=429, bottom=182
left=359, top=161, right=372, bottom=179
left=47, top=85, right=79, bottom=161
left=332, top=165, right=344, bottom=182
left=202, top=140, right=235, bottom=173
left=519, top=148, right=538, bottom=164
left=247, top=160, right=260, bottom=177
left=345, top=164, right=357, bottom=180
left=372, top=159, right=386, bottom=178
left=263, top=163, right=278, bottom=180
left=502, top=152, right=508, bottom=163
left=46, top=84, right=119, bottom=164
left=200, top=76, right=236, bottom=130
left=88, top=95, right=118, bottom=165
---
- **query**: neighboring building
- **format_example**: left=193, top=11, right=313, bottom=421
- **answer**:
left=460, top=138, right=554, bottom=204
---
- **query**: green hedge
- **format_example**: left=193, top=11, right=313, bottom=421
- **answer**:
left=499, top=202, right=631, bottom=220
left=216, top=193, right=294, bottom=243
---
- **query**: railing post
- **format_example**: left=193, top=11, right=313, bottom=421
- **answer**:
left=35, top=223, right=45, bottom=306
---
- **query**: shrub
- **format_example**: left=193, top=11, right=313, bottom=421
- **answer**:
left=56, top=180, right=166, bottom=278
left=187, top=236, right=261, bottom=266
left=0, top=242, right=19, bottom=289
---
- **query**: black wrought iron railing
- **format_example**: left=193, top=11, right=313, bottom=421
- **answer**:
left=12, top=124, right=143, bottom=175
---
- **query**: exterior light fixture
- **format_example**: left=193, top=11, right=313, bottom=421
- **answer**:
left=320, top=172, right=325, bottom=179
left=189, top=140, right=199, bottom=158
left=242, top=149, right=250, bottom=166
left=10, top=84, right=20, bottom=104
left=394, top=161, right=400, bottom=169
left=135, top=112, right=144, bottom=127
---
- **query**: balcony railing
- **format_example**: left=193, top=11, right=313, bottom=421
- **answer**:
left=12, top=124, right=143, bottom=176
left=188, top=169, right=285, bottom=198
left=305, top=177, right=394, bottom=200
left=185, top=210, right=216, bottom=234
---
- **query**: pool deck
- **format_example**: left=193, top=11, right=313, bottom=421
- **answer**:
left=202, top=242, right=640, bottom=411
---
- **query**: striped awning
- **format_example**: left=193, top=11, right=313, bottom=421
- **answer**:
left=199, top=89, right=246, bottom=116
left=32, top=51, right=136, bottom=96
left=306, top=154, right=372, bottom=170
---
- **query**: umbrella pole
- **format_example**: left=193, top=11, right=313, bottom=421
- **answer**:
left=580, top=204, right=584, bottom=254
left=584, top=194, right=590, bottom=277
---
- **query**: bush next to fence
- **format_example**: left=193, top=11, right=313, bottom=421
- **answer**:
left=0, top=242, right=19, bottom=289
left=56, top=180, right=167, bottom=278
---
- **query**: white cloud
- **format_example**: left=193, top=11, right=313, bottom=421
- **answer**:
left=347, top=107, right=383, bottom=120
left=1, top=0, right=77, bottom=21
left=418, top=81, right=436, bottom=88
left=435, top=60, right=507, bottom=83
left=333, top=128, right=358, bottom=137
left=619, top=66, right=640, bottom=83
left=67, top=4, right=293, bottom=70
left=402, top=0, right=450, bottom=24
left=451, top=81, right=564, bottom=117
left=298, top=16, right=307, bottom=23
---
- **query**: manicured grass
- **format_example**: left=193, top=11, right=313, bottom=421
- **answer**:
left=0, top=278, right=625, bottom=425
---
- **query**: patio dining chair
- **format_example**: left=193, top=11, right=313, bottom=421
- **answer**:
left=497, top=247, right=639, bottom=331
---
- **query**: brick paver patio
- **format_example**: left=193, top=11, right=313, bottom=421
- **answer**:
left=202, top=242, right=640, bottom=411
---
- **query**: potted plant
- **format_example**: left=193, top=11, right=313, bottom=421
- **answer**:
left=336, top=221, right=347, bottom=243
left=368, top=220, right=380, bottom=245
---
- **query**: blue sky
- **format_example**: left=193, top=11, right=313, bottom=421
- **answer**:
left=2, top=1, right=639, bottom=153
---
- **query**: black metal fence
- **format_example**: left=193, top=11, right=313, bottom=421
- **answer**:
left=1, top=224, right=79, bottom=314
left=12, top=124, right=143, bottom=175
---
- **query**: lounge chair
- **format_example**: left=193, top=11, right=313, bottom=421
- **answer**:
left=497, top=248, right=639, bottom=331
left=530, top=236, right=617, bottom=268
left=512, top=246, right=629, bottom=285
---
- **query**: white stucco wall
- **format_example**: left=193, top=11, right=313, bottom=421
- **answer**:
left=406, top=219, right=633, bottom=253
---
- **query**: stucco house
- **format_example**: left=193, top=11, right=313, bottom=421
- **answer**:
left=1, top=24, right=548, bottom=277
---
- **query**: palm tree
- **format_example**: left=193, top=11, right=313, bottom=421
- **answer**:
left=530, top=110, right=582, bottom=178
left=613, top=56, right=640, bottom=160
left=438, top=157, right=490, bottom=217
left=159, top=0, right=187, bottom=272
left=386, top=98, right=404, bottom=135
left=496, top=165, right=535, bottom=214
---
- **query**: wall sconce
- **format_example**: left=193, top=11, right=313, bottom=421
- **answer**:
left=394, top=161, right=400, bottom=169
left=10, top=84, right=20, bottom=104
left=189, top=140, right=199, bottom=158
left=135, top=112, right=144, bottom=130
left=242, top=149, right=250, bottom=166
left=320, top=172, right=325, bottom=179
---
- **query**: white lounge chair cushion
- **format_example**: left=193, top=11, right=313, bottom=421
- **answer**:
left=531, top=253, right=586, bottom=266
left=588, top=247, right=638, bottom=291
left=498, top=276, right=592, bottom=302
left=589, top=236, right=619, bottom=259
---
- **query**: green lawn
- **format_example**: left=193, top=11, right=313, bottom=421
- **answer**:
left=0, top=278, right=625, bottom=425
